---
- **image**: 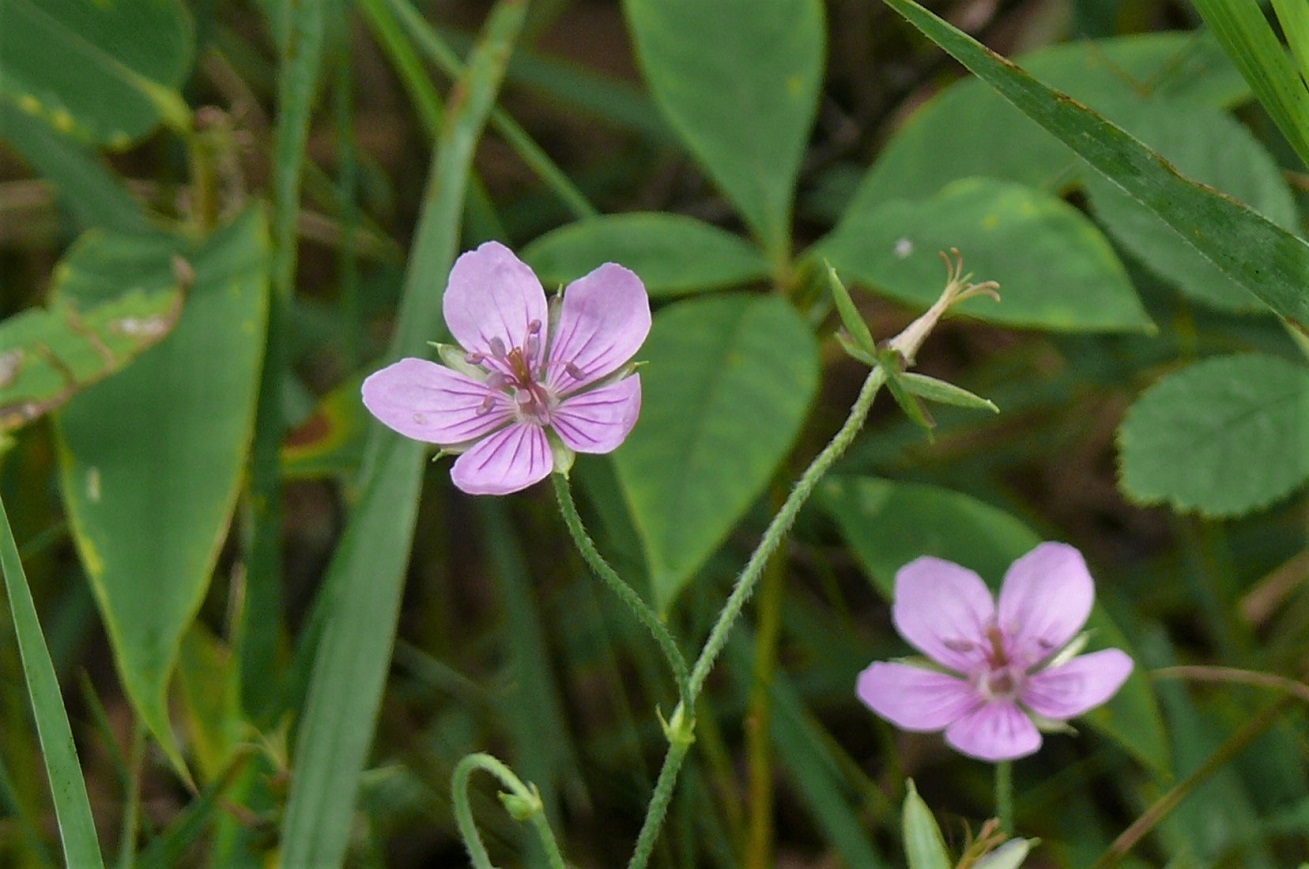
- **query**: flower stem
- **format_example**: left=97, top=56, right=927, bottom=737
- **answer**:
left=553, top=474, right=692, bottom=706
left=452, top=752, right=568, bottom=869
left=627, top=364, right=890, bottom=869
left=994, top=760, right=1013, bottom=833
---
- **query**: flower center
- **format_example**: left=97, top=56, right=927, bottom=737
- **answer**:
left=469, top=321, right=556, bottom=425
left=973, top=624, right=1026, bottom=701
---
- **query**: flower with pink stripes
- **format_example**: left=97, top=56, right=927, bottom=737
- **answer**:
left=362, top=241, right=650, bottom=495
left=857, top=542, right=1133, bottom=761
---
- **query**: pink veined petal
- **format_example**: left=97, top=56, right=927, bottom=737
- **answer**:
left=945, top=700, right=1042, bottom=761
left=443, top=241, right=549, bottom=364
left=856, top=661, right=980, bottom=731
left=361, top=358, right=514, bottom=445
left=998, top=542, right=1095, bottom=669
left=545, top=263, right=651, bottom=394
left=1022, top=648, right=1133, bottom=720
left=893, top=557, right=996, bottom=675
left=450, top=422, right=553, bottom=495
left=550, top=375, right=642, bottom=454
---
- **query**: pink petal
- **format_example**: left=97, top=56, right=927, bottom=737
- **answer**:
left=550, top=375, right=642, bottom=454
left=857, top=662, right=980, bottom=731
left=893, top=557, right=996, bottom=674
left=998, top=543, right=1095, bottom=668
left=450, top=422, right=553, bottom=495
left=443, top=241, right=549, bottom=363
left=545, top=263, right=651, bottom=394
left=945, top=701, right=1042, bottom=761
left=362, top=358, right=514, bottom=445
left=1022, top=649, right=1133, bottom=719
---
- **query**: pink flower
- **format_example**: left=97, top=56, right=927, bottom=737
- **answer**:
left=857, top=542, right=1133, bottom=762
left=362, top=241, right=650, bottom=495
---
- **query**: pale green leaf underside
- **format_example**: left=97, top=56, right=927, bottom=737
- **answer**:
left=815, top=177, right=1151, bottom=332
left=613, top=294, right=819, bottom=612
left=1118, top=353, right=1309, bottom=516
left=522, top=212, right=771, bottom=296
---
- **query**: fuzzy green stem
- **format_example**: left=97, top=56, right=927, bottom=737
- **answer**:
left=994, top=760, right=1013, bottom=834
left=553, top=473, right=691, bottom=706
left=627, top=364, right=889, bottom=869
left=452, top=753, right=568, bottom=869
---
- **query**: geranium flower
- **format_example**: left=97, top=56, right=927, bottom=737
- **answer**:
left=362, top=241, right=650, bottom=495
left=857, top=542, right=1133, bottom=762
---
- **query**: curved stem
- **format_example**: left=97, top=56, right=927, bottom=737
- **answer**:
left=452, top=753, right=568, bottom=869
left=628, top=364, right=889, bottom=869
left=553, top=473, right=692, bottom=706
left=994, top=760, right=1013, bottom=833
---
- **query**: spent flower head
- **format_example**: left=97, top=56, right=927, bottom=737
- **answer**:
left=362, top=241, right=651, bottom=495
left=857, top=542, right=1132, bottom=762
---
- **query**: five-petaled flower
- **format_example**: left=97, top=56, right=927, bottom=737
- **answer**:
left=362, top=241, right=651, bottom=495
left=857, top=542, right=1133, bottom=762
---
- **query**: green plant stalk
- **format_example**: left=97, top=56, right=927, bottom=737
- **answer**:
left=553, top=474, right=691, bottom=706
left=627, top=363, right=890, bottom=869
left=744, top=494, right=787, bottom=869
left=452, top=753, right=568, bottom=869
left=240, top=0, right=325, bottom=720
left=1092, top=697, right=1293, bottom=867
left=0, top=495, right=104, bottom=868
left=115, top=719, right=147, bottom=869
left=378, top=0, right=599, bottom=220
left=994, top=760, right=1013, bottom=833
left=333, top=15, right=363, bottom=370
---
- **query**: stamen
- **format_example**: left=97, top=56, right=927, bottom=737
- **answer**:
left=565, top=361, right=585, bottom=380
left=485, top=372, right=507, bottom=391
left=475, top=395, right=495, bottom=416
left=465, top=351, right=485, bottom=365
left=489, top=336, right=507, bottom=359
left=943, top=639, right=975, bottom=653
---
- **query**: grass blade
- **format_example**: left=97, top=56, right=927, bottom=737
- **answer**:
left=278, top=2, right=529, bottom=865
left=0, top=494, right=104, bottom=868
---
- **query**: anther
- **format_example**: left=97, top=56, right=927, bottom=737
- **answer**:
left=465, top=351, right=485, bottom=365
left=565, top=362, right=585, bottom=380
left=489, top=337, right=507, bottom=359
left=475, top=395, right=495, bottom=416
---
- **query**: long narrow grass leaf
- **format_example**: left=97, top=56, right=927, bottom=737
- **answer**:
left=0, top=495, right=104, bottom=868
left=279, top=3, right=529, bottom=866
left=884, top=0, right=1309, bottom=332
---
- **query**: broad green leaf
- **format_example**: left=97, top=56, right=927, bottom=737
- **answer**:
left=902, top=780, right=951, bottom=869
left=279, top=373, right=367, bottom=479
left=0, top=101, right=150, bottom=232
left=814, top=177, right=1151, bottom=332
left=1085, top=98, right=1298, bottom=313
left=818, top=475, right=1170, bottom=774
left=279, top=3, right=527, bottom=864
left=852, top=32, right=1249, bottom=204
left=0, top=0, right=193, bottom=147
left=54, top=208, right=270, bottom=773
left=623, top=0, right=824, bottom=261
left=1118, top=353, right=1309, bottom=516
left=1, top=285, right=182, bottom=433
left=521, top=212, right=770, bottom=296
left=1193, top=0, right=1309, bottom=172
left=0, top=496, right=104, bottom=868
left=883, top=0, right=1309, bottom=332
left=613, top=294, right=819, bottom=612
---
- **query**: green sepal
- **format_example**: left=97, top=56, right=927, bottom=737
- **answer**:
left=876, top=348, right=935, bottom=433
left=836, top=330, right=877, bottom=366
left=825, top=261, right=878, bottom=362
left=547, top=430, right=575, bottom=478
left=498, top=784, right=542, bottom=821
left=899, top=372, right=999, bottom=414
left=431, top=342, right=486, bottom=380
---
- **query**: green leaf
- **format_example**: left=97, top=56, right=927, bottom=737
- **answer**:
left=623, top=0, right=824, bottom=261
left=814, top=177, right=1151, bottom=332
left=1193, top=0, right=1309, bottom=172
left=54, top=209, right=270, bottom=774
left=613, top=294, right=819, bottom=612
left=1085, top=97, right=1298, bottom=313
left=1118, top=353, right=1309, bottom=516
left=818, top=475, right=1170, bottom=774
left=883, top=0, right=1309, bottom=333
left=0, top=0, right=193, bottom=146
left=278, top=3, right=528, bottom=865
left=902, top=780, right=951, bottom=869
left=851, top=32, right=1249, bottom=204
left=0, top=101, right=150, bottom=232
left=0, top=495, right=104, bottom=868
left=521, top=212, right=771, bottom=296
left=1, top=283, right=182, bottom=433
